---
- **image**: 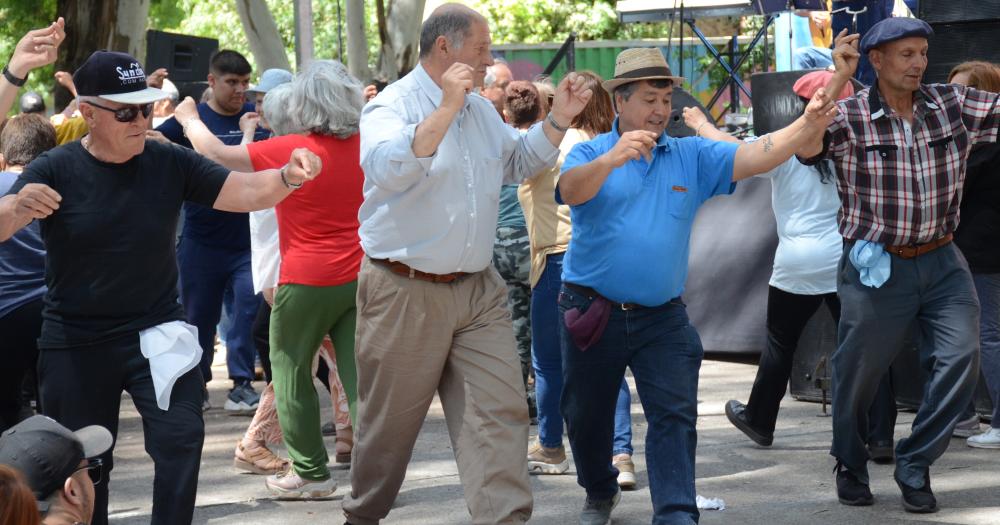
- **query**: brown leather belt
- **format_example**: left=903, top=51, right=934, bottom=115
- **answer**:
left=886, top=233, right=953, bottom=259
left=370, top=258, right=469, bottom=284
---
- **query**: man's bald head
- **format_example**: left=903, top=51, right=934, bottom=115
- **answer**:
left=419, top=3, right=486, bottom=59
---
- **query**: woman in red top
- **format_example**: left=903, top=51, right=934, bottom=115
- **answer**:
left=174, top=60, right=365, bottom=498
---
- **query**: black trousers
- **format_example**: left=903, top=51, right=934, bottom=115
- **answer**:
left=0, top=298, right=43, bottom=432
left=745, top=286, right=896, bottom=442
left=38, top=334, right=205, bottom=525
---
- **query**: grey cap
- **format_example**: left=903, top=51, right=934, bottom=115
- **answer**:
left=248, top=68, right=293, bottom=96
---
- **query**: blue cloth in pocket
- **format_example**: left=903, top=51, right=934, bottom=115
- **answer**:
left=850, top=240, right=891, bottom=288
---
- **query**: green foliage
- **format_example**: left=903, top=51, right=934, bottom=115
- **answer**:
left=473, top=0, right=673, bottom=44
left=696, top=16, right=775, bottom=97
left=0, top=0, right=58, bottom=116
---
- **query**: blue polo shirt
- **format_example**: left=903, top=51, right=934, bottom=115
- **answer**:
left=559, top=121, right=739, bottom=306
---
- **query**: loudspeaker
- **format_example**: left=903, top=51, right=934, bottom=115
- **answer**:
left=924, top=20, right=1000, bottom=84
left=145, top=30, right=218, bottom=83
left=919, top=0, right=1000, bottom=24
left=750, top=70, right=814, bottom=136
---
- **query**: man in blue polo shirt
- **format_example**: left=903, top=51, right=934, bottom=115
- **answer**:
left=556, top=48, right=838, bottom=525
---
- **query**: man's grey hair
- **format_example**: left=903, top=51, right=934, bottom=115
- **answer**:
left=261, top=83, right=298, bottom=136
left=418, top=8, right=477, bottom=58
left=290, top=60, right=364, bottom=139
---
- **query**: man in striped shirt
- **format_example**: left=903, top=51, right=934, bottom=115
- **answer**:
left=800, top=18, right=1000, bottom=513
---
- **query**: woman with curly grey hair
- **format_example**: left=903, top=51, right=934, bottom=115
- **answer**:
left=173, top=59, right=366, bottom=499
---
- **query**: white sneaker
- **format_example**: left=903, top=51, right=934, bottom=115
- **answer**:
left=613, top=454, right=637, bottom=490
left=265, top=470, right=336, bottom=499
left=967, top=427, right=1000, bottom=449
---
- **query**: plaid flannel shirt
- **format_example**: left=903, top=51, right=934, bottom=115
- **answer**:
left=804, top=83, right=1000, bottom=246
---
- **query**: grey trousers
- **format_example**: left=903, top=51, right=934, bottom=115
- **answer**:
left=831, top=242, right=980, bottom=489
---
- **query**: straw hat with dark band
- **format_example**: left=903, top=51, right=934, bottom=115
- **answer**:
left=602, top=48, right=685, bottom=92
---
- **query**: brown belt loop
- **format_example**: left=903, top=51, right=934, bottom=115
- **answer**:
left=370, top=257, right=469, bottom=284
left=886, top=233, right=953, bottom=259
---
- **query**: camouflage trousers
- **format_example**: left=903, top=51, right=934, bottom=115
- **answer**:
left=493, top=226, right=533, bottom=387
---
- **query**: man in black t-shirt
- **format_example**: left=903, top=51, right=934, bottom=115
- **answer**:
left=0, top=51, right=321, bottom=525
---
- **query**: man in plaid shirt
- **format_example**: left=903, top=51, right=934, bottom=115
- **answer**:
left=800, top=18, right=1000, bottom=514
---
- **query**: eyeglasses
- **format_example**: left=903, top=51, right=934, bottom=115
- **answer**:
left=85, top=101, right=153, bottom=123
left=72, top=458, right=103, bottom=485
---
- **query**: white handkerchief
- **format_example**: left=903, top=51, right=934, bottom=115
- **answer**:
left=696, top=494, right=726, bottom=511
left=139, top=321, right=202, bottom=411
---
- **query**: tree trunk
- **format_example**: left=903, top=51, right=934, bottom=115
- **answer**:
left=381, top=0, right=425, bottom=79
left=55, top=0, right=116, bottom=110
left=110, top=0, right=150, bottom=63
left=294, top=0, right=314, bottom=68
left=374, top=0, right=398, bottom=80
left=344, top=0, right=371, bottom=82
left=234, top=0, right=292, bottom=72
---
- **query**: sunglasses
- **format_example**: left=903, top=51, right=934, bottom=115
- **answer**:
left=86, top=101, right=153, bottom=122
left=72, top=457, right=104, bottom=485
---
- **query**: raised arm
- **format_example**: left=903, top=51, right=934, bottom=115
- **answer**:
left=799, top=29, right=860, bottom=158
left=173, top=96, right=254, bottom=172
left=213, top=148, right=320, bottom=213
left=732, top=90, right=838, bottom=181
left=558, top=130, right=659, bottom=206
left=1, top=18, right=65, bottom=122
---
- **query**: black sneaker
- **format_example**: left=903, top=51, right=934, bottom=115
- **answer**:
left=868, top=439, right=894, bottom=464
left=835, top=462, right=873, bottom=506
left=579, top=489, right=620, bottom=525
left=895, top=469, right=938, bottom=513
left=725, top=400, right=773, bottom=446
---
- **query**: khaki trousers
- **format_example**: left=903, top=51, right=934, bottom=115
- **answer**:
left=343, top=257, right=532, bottom=525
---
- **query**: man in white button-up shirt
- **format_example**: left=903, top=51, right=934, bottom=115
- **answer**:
left=344, top=4, right=591, bottom=525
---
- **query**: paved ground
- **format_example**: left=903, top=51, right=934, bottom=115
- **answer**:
left=105, top=352, right=1000, bottom=524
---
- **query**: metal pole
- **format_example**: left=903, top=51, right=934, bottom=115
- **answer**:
left=679, top=1, right=684, bottom=79
left=294, top=0, right=315, bottom=67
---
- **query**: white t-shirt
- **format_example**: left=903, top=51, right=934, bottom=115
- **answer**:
left=758, top=156, right=842, bottom=295
left=249, top=208, right=280, bottom=294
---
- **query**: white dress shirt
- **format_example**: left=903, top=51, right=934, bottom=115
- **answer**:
left=358, top=64, right=559, bottom=274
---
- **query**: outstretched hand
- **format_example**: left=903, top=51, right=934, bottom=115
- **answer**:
left=550, top=72, right=593, bottom=124
left=8, top=17, right=65, bottom=78
left=146, top=68, right=169, bottom=89
left=682, top=107, right=710, bottom=134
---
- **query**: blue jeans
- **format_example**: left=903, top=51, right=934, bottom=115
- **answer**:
left=560, top=285, right=702, bottom=525
left=974, top=273, right=1000, bottom=423
left=533, top=254, right=635, bottom=453
left=792, top=46, right=833, bottom=70
left=832, top=243, right=980, bottom=487
left=178, top=237, right=261, bottom=384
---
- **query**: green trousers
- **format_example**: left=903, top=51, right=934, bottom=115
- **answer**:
left=270, top=281, right=358, bottom=480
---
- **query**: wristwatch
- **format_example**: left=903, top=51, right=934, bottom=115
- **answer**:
left=2, top=65, right=27, bottom=87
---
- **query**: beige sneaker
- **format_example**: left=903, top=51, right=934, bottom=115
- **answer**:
left=527, top=439, right=569, bottom=474
left=613, top=453, right=637, bottom=490
left=264, top=470, right=336, bottom=499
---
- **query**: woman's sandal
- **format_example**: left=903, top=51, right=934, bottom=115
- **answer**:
left=335, top=429, right=354, bottom=464
left=234, top=440, right=290, bottom=475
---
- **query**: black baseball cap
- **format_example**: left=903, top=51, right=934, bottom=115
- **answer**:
left=73, top=50, right=169, bottom=104
left=0, top=415, right=112, bottom=504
